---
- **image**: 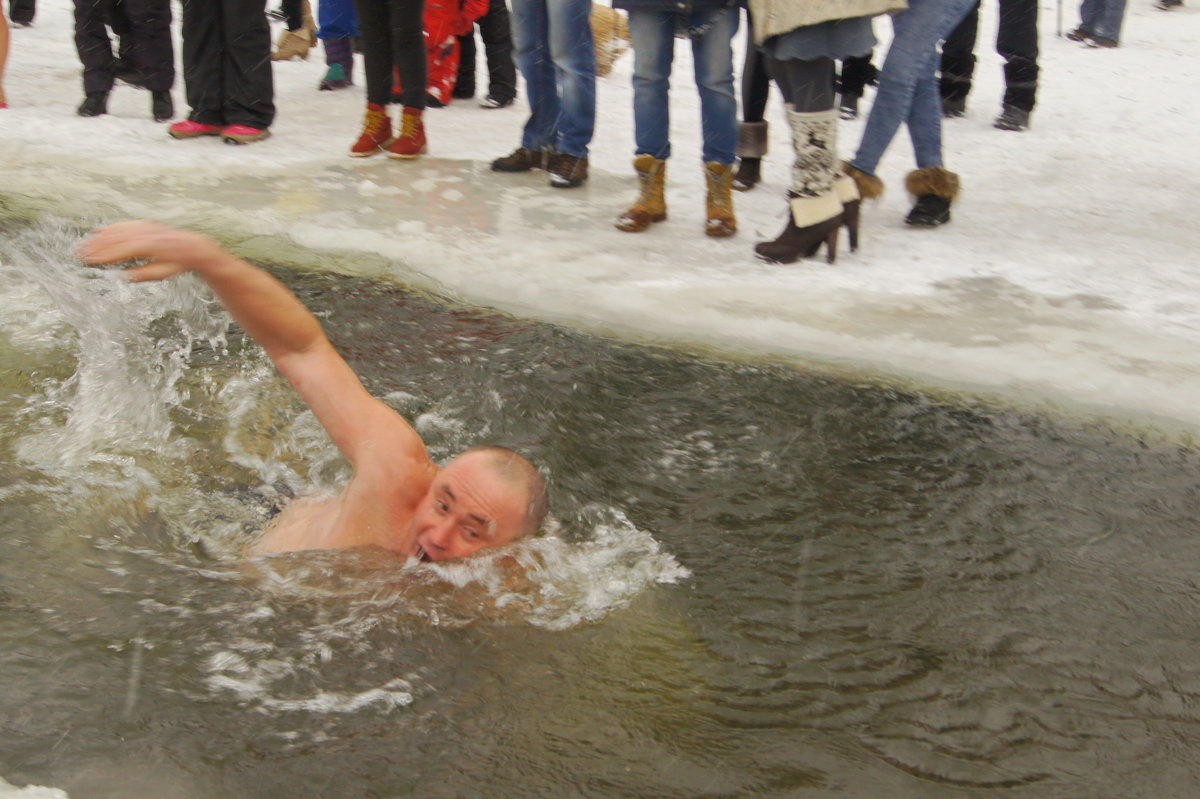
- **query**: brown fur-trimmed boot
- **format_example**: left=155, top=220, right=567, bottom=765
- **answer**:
left=904, top=166, right=960, bottom=226
left=704, top=161, right=737, bottom=237
left=841, top=161, right=885, bottom=200
left=615, top=154, right=667, bottom=232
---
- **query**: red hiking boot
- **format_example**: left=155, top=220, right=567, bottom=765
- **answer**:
left=349, top=103, right=394, bottom=157
left=387, top=107, right=426, bottom=160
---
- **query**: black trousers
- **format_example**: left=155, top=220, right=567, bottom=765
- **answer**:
left=940, top=0, right=1039, bottom=112
left=456, top=0, right=516, bottom=101
left=9, top=0, right=35, bottom=25
left=353, top=0, right=426, bottom=108
left=180, top=0, right=275, bottom=127
left=73, top=0, right=174, bottom=94
left=281, top=0, right=303, bottom=30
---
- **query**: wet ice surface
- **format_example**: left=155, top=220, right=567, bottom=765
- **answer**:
left=1, top=2, right=1199, bottom=432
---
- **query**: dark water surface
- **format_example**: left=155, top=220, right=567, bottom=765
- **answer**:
left=2, top=223, right=1200, bottom=798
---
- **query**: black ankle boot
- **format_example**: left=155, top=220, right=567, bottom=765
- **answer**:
left=77, top=92, right=108, bottom=117
left=905, top=194, right=952, bottom=226
left=151, top=91, right=174, bottom=122
left=733, top=157, right=761, bottom=192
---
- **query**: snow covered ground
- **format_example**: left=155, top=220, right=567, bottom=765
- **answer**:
left=1, top=0, right=1199, bottom=436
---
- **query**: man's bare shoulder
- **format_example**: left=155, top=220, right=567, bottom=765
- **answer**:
left=253, top=457, right=439, bottom=556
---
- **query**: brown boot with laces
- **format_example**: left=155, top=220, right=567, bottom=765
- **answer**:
left=704, top=161, right=737, bottom=237
left=615, top=154, right=667, bottom=232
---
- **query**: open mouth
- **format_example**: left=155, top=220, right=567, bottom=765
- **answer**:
left=413, top=545, right=432, bottom=563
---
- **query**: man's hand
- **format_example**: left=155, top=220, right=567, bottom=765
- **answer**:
left=79, top=219, right=232, bottom=282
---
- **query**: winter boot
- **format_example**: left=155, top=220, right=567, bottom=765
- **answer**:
left=615, top=154, right=667, bottom=232
left=320, top=37, right=354, bottom=90
left=993, top=104, right=1030, bottom=131
left=272, top=1, right=317, bottom=61
left=151, top=90, right=174, bottom=122
left=904, top=166, right=960, bottom=227
left=704, top=162, right=737, bottom=237
left=387, top=107, right=427, bottom=159
left=77, top=92, right=109, bottom=117
left=548, top=152, right=588, bottom=188
left=755, top=192, right=843, bottom=264
left=349, top=102, right=394, bottom=157
left=755, top=106, right=842, bottom=262
left=841, top=161, right=885, bottom=201
left=491, top=147, right=548, bottom=172
left=733, top=120, right=767, bottom=192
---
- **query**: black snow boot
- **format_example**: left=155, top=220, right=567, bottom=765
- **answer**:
left=904, top=166, right=960, bottom=227
left=151, top=91, right=174, bottom=122
left=77, top=92, right=109, bottom=117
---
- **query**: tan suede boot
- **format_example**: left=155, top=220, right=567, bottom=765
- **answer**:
left=272, top=1, right=317, bottom=61
left=704, top=162, right=737, bottom=237
left=615, top=154, right=667, bottom=232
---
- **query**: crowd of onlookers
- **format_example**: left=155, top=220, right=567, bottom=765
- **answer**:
left=0, top=0, right=1182, bottom=262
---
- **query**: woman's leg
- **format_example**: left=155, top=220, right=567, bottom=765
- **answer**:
left=850, top=0, right=973, bottom=177
left=387, top=0, right=425, bottom=109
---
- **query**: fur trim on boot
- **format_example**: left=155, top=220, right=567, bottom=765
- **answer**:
left=841, top=162, right=884, bottom=200
left=736, top=121, right=768, bottom=159
left=904, top=166, right=960, bottom=200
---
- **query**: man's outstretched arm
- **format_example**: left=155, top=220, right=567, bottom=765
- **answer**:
left=80, top=220, right=431, bottom=474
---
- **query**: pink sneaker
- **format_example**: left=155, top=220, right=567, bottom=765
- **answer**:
left=168, top=119, right=222, bottom=139
left=222, top=125, right=271, bottom=145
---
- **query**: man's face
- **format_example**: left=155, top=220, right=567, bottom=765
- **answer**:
left=408, top=452, right=527, bottom=562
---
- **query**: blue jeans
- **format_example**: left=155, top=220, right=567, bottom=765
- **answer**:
left=511, top=0, right=596, bottom=158
left=1079, top=0, right=1128, bottom=41
left=627, top=6, right=739, bottom=164
left=850, top=0, right=976, bottom=176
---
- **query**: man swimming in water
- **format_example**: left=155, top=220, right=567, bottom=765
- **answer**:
left=80, top=220, right=547, bottom=562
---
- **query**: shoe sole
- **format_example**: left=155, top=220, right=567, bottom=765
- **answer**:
left=387, top=145, right=428, bottom=160
left=169, top=128, right=222, bottom=139
left=223, top=131, right=272, bottom=144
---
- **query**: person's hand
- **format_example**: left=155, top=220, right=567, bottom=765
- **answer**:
left=79, top=219, right=230, bottom=282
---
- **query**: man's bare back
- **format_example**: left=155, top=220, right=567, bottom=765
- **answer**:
left=80, top=220, right=545, bottom=562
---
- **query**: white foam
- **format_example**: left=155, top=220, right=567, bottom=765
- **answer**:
left=0, top=777, right=69, bottom=799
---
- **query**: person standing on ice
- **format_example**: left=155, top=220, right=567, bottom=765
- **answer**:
left=79, top=220, right=549, bottom=561
left=71, top=0, right=175, bottom=122
left=842, top=0, right=976, bottom=228
left=167, top=0, right=275, bottom=144
left=938, top=0, right=1041, bottom=131
left=346, top=0, right=429, bottom=159
left=611, top=0, right=740, bottom=238
left=749, top=0, right=904, bottom=265
left=489, top=0, right=596, bottom=189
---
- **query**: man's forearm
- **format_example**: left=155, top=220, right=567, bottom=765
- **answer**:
left=198, top=254, right=327, bottom=362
